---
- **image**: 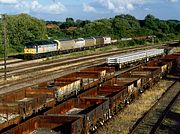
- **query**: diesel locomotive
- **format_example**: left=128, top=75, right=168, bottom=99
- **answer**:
left=24, top=36, right=112, bottom=59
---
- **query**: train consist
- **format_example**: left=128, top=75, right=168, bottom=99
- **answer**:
left=1, top=52, right=180, bottom=134
left=24, top=36, right=112, bottom=59
left=107, top=49, right=164, bottom=68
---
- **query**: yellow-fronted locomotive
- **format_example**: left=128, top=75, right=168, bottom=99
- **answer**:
left=24, top=36, right=112, bottom=59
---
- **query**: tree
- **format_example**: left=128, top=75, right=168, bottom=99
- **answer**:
left=76, top=19, right=91, bottom=28
left=60, top=17, right=76, bottom=29
left=112, top=16, right=129, bottom=37
left=167, top=21, right=176, bottom=33
left=158, top=21, right=169, bottom=33
left=66, top=18, right=74, bottom=23
left=6, top=13, right=46, bottom=52
left=175, top=23, right=180, bottom=33
left=144, top=14, right=158, bottom=31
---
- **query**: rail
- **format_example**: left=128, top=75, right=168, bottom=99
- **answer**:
left=130, top=81, right=180, bottom=134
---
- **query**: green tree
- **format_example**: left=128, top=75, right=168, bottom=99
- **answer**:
left=175, top=23, right=180, bottom=33
left=112, top=16, right=129, bottom=38
left=6, top=13, right=46, bottom=52
left=144, top=14, right=158, bottom=31
left=66, top=18, right=74, bottom=23
left=158, top=21, right=169, bottom=33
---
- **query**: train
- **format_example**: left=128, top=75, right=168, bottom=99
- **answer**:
left=24, top=36, right=112, bottom=59
left=1, top=52, right=180, bottom=134
left=0, top=53, right=180, bottom=134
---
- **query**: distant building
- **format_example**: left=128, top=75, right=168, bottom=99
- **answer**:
left=46, top=24, right=59, bottom=28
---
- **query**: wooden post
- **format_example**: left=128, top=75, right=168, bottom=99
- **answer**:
left=2, top=14, right=7, bottom=80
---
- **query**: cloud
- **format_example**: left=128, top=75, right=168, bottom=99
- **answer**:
left=4, top=0, right=66, bottom=14
left=84, top=0, right=145, bottom=14
left=83, top=3, right=96, bottom=13
left=30, top=1, right=66, bottom=14
left=100, top=0, right=145, bottom=13
left=144, top=7, right=151, bottom=11
left=0, top=0, right=17, bottom=4
left=168, top=0, right=178, bottom=2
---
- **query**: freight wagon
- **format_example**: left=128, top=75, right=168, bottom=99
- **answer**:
left=45, top=98, right=109, bottom=133
left=145, top=60, right=173, bottom=76
left=120, top=68, right=160, bottom=92
left=79, top=85, right=128, bottom=116
left=160, top=53, right=180, bottom=76
left=34, top=78, right=81, bottom=102
left=0, top=88, right=55, bottom=118
left=0, top=88, right=56, bottom=131
left=3, top=115, right=83, bottom=134
left=59, top=73, right=100, bottom=91
left=57, top=39, right=75, bottom=51
left=74, top=38, right=85, bottom=49
left=1, top=53, right=178, bottom=133
left=34, top=68, right=111, bottom=100
left=107, top=49, right=164, bottom=68
left=30, top=66, right=114, bottom=102
left=80, top=66, right=115, bottom=81
left=102, top=78, right=140, bottom=103
left=84, top=37, right=96, bottom=47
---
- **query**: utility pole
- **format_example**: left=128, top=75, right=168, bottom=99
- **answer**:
left=2, top=14, right=7, bottom=80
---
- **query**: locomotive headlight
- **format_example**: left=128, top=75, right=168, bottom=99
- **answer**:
left=24, top=48, right=36, bottom=54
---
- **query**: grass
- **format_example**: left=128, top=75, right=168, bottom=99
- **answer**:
left=96, top=80, right=173, bottom=134
left=0, top=39, right=178, bottom=60
left=43, top=42, right=158, bottom=62
left=163, top=118, right=177, bottom=126
left=42, top=45, right=117, bottom=61
left=174, top=47, right=180, bottom=52
left=171, top=105, right=180, bottom=114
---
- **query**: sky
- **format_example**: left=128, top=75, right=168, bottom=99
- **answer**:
left=0, top=0, right=180, bottom=21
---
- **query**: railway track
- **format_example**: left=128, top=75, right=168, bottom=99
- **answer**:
left=156, top=94, right=180, bottom=133
left=0, top=62, right=141, bottom=133
left=0, top=52, right=179, bottom=134
left=0, top=58, right=23, bottom=66
left=0, top=43, right=164, bottom=78
left=0, top=44, right=165, bottom=89
left=0, top=58, right=105, bottom=94
left=130, top=81, right=180, bottom=134
left=0, top=53, right=110, bottom=88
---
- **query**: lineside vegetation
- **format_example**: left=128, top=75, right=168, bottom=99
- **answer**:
left=0, top=14, right=180, bottom=57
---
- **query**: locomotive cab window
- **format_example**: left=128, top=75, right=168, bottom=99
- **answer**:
left=25, top=43, right=35, bottom=48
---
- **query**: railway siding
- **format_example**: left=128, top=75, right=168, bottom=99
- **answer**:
left=95, top=80, right=175, bottom=134
left=156, top=94, right=180, bottom=133
left=0, top=59, right=105, bottom=95
left=131, top=81, right=180, bottom=134
left=0, top=50, right=179, bottom=133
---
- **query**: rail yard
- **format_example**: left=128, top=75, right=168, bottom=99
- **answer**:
left=0, top=43, right=167, bottom=89
left=0, top=41, right=179, bottom=134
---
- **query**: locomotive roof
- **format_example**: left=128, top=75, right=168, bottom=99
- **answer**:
left=25, top=40, right=57, bottom=46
